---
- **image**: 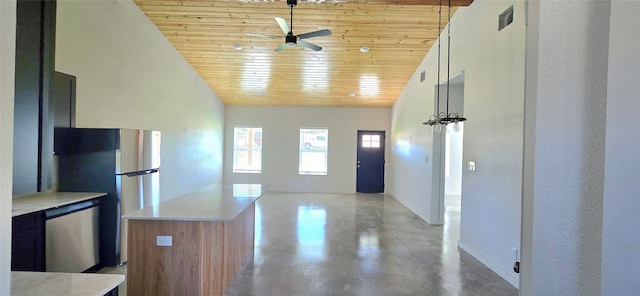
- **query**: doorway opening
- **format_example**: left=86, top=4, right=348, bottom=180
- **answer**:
left=431, top=72, right=465, bottom=241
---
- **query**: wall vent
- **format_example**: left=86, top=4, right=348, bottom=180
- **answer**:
left=498, top=5, right=514, bottom=31
left=420, top=71, right=426, bottom=82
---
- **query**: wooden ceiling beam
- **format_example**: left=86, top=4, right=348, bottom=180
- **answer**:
left=236, top=0, right=473, bottom=6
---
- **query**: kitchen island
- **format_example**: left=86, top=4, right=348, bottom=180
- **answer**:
left=123, top=184, right=270, bottom=296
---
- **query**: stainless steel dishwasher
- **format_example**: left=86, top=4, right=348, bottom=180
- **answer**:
left=45, top=199, right=100, bottom=272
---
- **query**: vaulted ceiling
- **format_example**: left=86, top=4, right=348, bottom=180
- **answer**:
left=134, top=0, right=471, bottom=108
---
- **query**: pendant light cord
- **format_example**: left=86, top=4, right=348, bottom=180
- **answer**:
left=424, top=0, right=464, bottom=128
left=436, top=0, right=442, bottom=116
left=446, top=0, right=451, bottom=116
left=290, top=6, right=293, bottom=33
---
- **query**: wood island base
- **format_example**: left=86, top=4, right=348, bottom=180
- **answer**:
left=127, top=203, right=255, bottom=296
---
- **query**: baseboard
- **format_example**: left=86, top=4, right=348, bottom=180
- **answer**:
left=458, top=240, right=519, bottom=288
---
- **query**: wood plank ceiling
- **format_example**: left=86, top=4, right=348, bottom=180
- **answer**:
left=134, top=0, right=470, bottom=108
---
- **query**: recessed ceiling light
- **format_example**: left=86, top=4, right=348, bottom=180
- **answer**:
left=233, top=43, right=242, bottom=50
left=360, top=46, right=369, bottom=53
left=348, top=92, right=356, bottom=97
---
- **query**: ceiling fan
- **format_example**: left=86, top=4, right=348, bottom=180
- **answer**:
left=247, top=0, right=331, bottom=52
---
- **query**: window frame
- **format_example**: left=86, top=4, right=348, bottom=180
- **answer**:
left=232, top=126, right=263, bottom=174
left=298, top=127, right=329, bottom=175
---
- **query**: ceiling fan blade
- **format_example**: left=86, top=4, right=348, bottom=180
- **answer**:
left=275, top=17, right=290, bottom=35
left=298, top=29, right=332, bottom=40
left=274, top=43, right=288, bottom=52
left=298, top=40, right=322, bottom=51
left=246, top=32, right=282, bottom=39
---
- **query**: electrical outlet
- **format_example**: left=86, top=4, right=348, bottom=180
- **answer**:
left=156, top=236, right=173, bottom=247
left=468, top=161, right=476, bottom=171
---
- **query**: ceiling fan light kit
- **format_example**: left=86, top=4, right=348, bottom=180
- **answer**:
left=422, top=0, right=467, bottom=133
left=246, top=0, right=331, bottom=52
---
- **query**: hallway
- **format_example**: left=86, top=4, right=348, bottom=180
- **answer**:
left=223, top=192, right=517, bottom=296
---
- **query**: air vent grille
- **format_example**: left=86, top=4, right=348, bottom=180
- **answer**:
left=499, top=5, right=514, bottom=31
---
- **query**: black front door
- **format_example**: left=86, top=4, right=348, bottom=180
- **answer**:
left=356, top=131, right=385, bottom=193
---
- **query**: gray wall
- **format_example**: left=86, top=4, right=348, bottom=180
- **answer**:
left=521, top=1, right=610, bottom=294
left=601, top=1, right=640, bottom=295
left=0, top=1, right=16, bottom=291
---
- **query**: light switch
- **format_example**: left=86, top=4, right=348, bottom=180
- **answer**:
left=468, top=161, right=476, bottom=171
left=156, top=236, right=172, bottom=247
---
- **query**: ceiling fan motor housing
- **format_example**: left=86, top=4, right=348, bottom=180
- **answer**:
left=287, top=0, right=297, bottom=8
left=285, top=34, right=297, bottom=46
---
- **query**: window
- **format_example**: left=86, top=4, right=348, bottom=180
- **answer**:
left=361, top=134, right=381, bottom=148
left=233, top=127, right=262, bottom=173
left=299, top=128, right=328, bottom=175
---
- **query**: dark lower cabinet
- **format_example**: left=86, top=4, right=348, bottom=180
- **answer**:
left=11, top=211, right=46, bottom=271
left=104, top=287, right=119, bottom=296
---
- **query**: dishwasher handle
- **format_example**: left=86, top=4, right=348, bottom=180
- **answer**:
left=45, top=199, right=100, bottom=220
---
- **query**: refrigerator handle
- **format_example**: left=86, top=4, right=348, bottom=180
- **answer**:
left=117, top=168, right=159, bottom=177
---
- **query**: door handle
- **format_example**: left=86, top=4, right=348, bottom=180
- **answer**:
left=357, top=165, right=360, bottom=168
left=357, top=160, right=360, bottom=164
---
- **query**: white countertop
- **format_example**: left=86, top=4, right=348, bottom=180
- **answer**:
left=11, top=272, right=124, bottom=296
left=123, top=184, right=271, bottom=221
left=12, top=192, right=107, bottom=217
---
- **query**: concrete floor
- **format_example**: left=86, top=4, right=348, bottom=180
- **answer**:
left=103, top=192, right=517, bottom=296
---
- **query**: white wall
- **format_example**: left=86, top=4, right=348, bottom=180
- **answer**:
left=55, top=0, right=225, bottom=201
left=601, top=1, right=640, bottom=295
left=443, top=84, right=464, bottom=197
left=0, top=1, right=16, bottom=292
left=224, top=106, right=390, bottom=193
left=389, top=0, right=524, bottom=287
left=445, top=125, right=463, bottom=196
left=521, top=1, right=610, bottom=295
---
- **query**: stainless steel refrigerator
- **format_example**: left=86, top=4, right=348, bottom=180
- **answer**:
left=55, top=128, right=161, bottom=267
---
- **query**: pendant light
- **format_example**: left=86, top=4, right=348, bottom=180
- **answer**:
left=422, top=0, right=466, bottom=133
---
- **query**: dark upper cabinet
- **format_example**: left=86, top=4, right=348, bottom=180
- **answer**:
left=13, top=0, right=56, bottom=195
left=13, top=0, right=42, bottom=195
left=53, top=72, right=76, bottom=128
